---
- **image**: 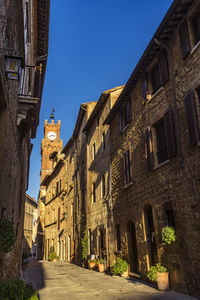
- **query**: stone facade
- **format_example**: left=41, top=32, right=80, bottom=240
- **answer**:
left=104, top=0, right=200, bottom=297
left=83, top=86, right=124, bottom=267
left=23, top=194, right=38, bottom=255
left=0, top=0, right=50, bottom=279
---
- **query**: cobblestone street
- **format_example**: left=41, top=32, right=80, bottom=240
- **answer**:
left=23, top=260, right=198, bottom=300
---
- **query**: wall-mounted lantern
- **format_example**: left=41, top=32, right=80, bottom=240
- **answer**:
left=5, top=56, right=22, bottom=80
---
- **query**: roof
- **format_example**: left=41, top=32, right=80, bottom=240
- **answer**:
left=83, top=85, right=124, bottom=132
left=25, top=193, right=38, bottom=207
left=104, top=0, right=194, bottom=124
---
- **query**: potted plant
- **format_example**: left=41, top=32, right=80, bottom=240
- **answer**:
left=97, top=258, right=105, bottom=273
left=162, top=226, right=176, bottom=245
left=147, top=263, right=169, bottom=291
left=81, top=231, right=88, bottom=267
left=111, top=258, right=128, bottom=277
left=88, top=259, right=96, bottom=270
left=48, top=246, right=59, bottom=262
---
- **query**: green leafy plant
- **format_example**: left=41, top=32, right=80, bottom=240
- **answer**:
left=0, top=218, right=16, bottom=253
left=147, top=263, right=168, bottom=282
left=88, top=259, right=97, bottom=264
left=0, top=279, right=38, bottom=300
left=162, top=226, right=176, bottom=245
left=81, top=231, right=88, bottom=260
left=111, top=258, right=128, bottom=276
left=97, top=258, right=105, bottom=264
left=48, top=246, right=59, bottom=261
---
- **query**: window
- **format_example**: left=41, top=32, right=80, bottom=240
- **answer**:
left=56, top=181, right=59, bottom=195
left=116, top=224, right=121, bottom=251
left=124, top=149, right=131, bottom=185
left=142, top=73, right=148, bottom=101
left=184, top=90, right=200, bottom=145
left=150, top=51, right=169, bottom=94
left=192, top=12, right=200, bottom=45
left=145, top=109, right=176, bottom=169
left=58, top=207, right=60, bottom=230
left=92, top=143, right=96, bottom=160
left=71, top=203, right=73, bottom=216
left=179, top=21, right=191, bottom=59
left=77, top=193, right=79, bottom=211
left=66, top=160, right=68, bottom=171
left=92, top=182, right=96, bottom=203
left=101, top=175, right=105, bottom=198
left=119, top=98, right=131, bottom=132
left=154, top=120, right=168, bottom=164
left=102, top=132, right=106, bottom=150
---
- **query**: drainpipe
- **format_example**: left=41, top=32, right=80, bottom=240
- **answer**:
left=154, top=38, right=184, bottom=168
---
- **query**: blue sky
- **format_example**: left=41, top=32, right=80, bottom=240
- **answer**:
left=27, top=0, right=173, bottom=200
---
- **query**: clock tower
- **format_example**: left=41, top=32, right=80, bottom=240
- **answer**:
left=40, top=119, right=63, bottom=182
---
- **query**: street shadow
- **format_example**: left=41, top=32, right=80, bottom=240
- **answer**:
left=23, top=259, right=45, bottom=294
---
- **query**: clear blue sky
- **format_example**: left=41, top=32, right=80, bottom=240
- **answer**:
left=27, top=0, right=173, bottom=200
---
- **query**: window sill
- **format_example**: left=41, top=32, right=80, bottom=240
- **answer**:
left=153, top=159, right=170, bottom=170
left=124, top=182, right=133, bottom=189
left=145, top=87, right=164, bottom=104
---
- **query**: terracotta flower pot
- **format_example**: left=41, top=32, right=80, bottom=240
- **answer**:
left=89, top=262, right=96, bottom=270
left=121, top=271, right=129, bottom=278
left=98, top=263, right=105, bottom=273
left=157, top=272, right=169, bottom=291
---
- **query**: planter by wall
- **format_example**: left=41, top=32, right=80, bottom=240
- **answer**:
left=89, top=262, right=96, bottom=270
left=157, top=272, right=169, bottom=291
left=98, top=263, right=105, bottom=273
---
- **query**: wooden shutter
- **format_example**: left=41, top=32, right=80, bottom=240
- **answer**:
left=184, top=91, right=199, bottom=145
left=142, top=73, right=148, bottom=101
left=145, top=127, right=154, bottom=170
left=159, top=51, right=169, bottom=86
left=126, top=98, right=132, bottom=123
left=119, top=110, right=122, bottom=132
left=58, top=207, right=60, bottom=230
left=124, top=152, right=128, bottom=184
left=179, top=21, right=191, bottom=59
left=164, top=109, right=176, bottom=158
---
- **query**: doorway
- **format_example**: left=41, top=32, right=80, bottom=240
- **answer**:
left=143, top=205, right=156, bottom=268
left=68, top=236, right=71, bottom=262
left=127, top=221, right=139, bottom=273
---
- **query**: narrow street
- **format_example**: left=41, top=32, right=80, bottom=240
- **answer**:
left=23, top=260, right=197, bottom=300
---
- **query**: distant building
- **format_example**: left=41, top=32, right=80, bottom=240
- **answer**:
left=23, top=194, right=38, bottom=255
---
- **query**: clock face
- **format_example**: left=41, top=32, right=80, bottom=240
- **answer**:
left=47, top=131, right=57, bottom=141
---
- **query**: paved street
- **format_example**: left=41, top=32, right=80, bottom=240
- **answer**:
left=23, top=259, right=197, bottom=300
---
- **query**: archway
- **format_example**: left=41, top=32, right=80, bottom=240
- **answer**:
left=127, top=221, right=139, bottom=273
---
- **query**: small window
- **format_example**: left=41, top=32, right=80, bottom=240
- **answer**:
left=119, top=98, right=131, bottom=132
left=179, top=21, right=191, bottom=59
left=150, top=51, right=169, bottom=94
left=92, top=182, right=96, bottom=203
left=142, top=73, right=148, bottom=101
left=77, top=194, right=79, bottom=211
left=92, top=143, right=96, bottom=160
left=192, top=12, right=200, bottom=45
left=154, top=120, right=168, bottom=164
left=66, top=160, right=68, bottom=171
left=145, top=110, right=176, bottom=169
left=165, top=209, right=175, bottom=228
left=102, top=132, right=106, bottom=150
left=124, top=149, right=131, bottom=185
left=116, top=224, right=121, bottom=251
left=71, top=203, right=73, bottom=216
left=101, top=175, right=105, bottom=198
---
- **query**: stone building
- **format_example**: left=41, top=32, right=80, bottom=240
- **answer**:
left=83, top=86, right=123, bottom=268
left=0, top=0, right=50, bottom=278
left=23, top=194, right=38, bottom=255
left=104, top=0, right=200, bottom=297
left=40, top=102, right=97, bottom=263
